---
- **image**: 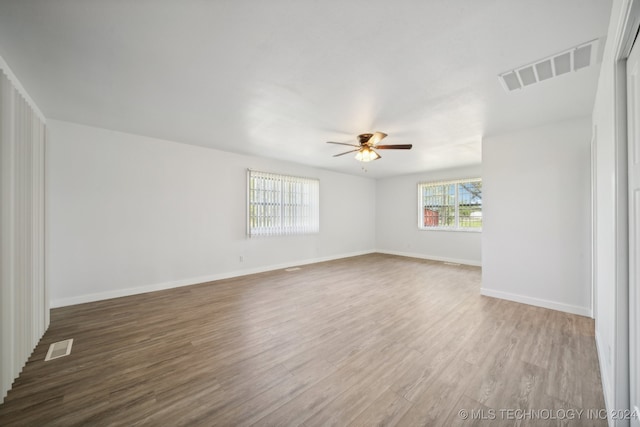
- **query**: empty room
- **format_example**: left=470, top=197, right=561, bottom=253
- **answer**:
left=0, top=0, right=638, bottom=426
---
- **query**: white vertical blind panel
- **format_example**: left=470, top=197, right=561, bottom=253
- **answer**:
left=247, top=170, right=319, bottom=237
left=0, top=68, right=48, bottom=402
left=0, top=71, right=15, bottom=404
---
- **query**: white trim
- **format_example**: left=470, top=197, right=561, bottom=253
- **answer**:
left=591, top=128, right=598, bottom=320
left=624, top=2, right=640, bottom=425
left=0, top=55, right=46, bottom=122
left=617, top=0, right=640, bottom=59
left=417, top=177, right=481, bottom=186
left=375, top=249, right=481, bottom=267
left=609, top=0, right=637, bottom=423
left=596, top=331, right=614, bottom=427
left=50, top=250, right=375, bottom=308
left=480, top=287, right=592, bottom=317
left=417, top=227, right=482, bottom=233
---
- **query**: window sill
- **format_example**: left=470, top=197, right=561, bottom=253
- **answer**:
left=418, top=227, right=482, bottom=233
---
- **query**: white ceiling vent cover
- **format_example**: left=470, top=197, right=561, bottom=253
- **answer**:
left=499, top=39, right=601, bottom=92
left=44, top=339, right=73, bottom=361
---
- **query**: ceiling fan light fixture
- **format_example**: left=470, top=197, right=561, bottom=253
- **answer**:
left=355, top=147, right=380, bottom=162
left=327, top=131, right=410, bottom=162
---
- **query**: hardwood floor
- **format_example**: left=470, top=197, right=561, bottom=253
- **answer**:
left=0, top=254, right=606, bottom=426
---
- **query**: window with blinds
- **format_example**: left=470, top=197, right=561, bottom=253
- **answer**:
left=247, top=170, right=320, bottom=237
left=418, top=178, right=482, bottom=231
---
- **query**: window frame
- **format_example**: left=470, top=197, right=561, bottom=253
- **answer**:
left=247, top=169, right=320, bottom=237
left=417, top=178, right=482, bottom=232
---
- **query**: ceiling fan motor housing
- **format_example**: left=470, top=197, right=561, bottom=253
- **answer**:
left=358, top=133, right=373, bottom=145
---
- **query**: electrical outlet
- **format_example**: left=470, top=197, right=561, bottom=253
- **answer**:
left=239, top=255, right=244, bottom=263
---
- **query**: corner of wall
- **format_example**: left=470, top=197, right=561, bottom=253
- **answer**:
left=479, top=288, right=592, bottom=317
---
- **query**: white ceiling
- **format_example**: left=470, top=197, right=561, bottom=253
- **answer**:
left=0, top=0, right=611, bottom=178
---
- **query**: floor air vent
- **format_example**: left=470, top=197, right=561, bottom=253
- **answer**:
left=499, top=38, right=601, bottom=92
left=44, top=339, right=73, bottom=361
left=285, top=267, right=302, bottom=272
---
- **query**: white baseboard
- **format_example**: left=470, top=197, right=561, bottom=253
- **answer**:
left=480, top=287, right=592, bottom=317
left=50, top=249, right=375, bottom=308
left=595, top=331, right=614, bottom=427
left=375, top=249, right=481, bottom=267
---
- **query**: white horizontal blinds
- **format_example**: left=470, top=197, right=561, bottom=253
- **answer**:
left=0, top=69, right=47, bottom=402
left=418, top=178, right=481, bottom=229
left=247, top=170, right=319, bottom=237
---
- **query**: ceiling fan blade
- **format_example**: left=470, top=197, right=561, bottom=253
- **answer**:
left=333, top=149, right=360, bottom=157
left=375, top=144, right=413, bottom=150
left=368, top=131, right=388, bottom=146
left=326, top=141, right=360, bottom=147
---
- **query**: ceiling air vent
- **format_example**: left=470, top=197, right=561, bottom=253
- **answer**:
left=499, top=39, right=601, bottom=92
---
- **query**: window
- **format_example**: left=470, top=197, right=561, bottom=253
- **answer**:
left=247, top=170, right=319, bottom=237
left=418, top=178, right=482, bottom=231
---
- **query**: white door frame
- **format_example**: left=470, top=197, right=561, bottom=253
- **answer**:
left=612, top=0, right=640, bottom=425
left=592, top=130, right=598, bottom=320
left=627, top=36, right=640, bottom=427
left=623, top=2, right=640, bottom=424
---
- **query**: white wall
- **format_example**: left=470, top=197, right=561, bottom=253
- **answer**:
left=482, top=117, right=592, bottom=316
left=375, top=165, right=482, bottom=266
left=591, top=0, right=632, bottom=421
left=47, top=120, right=376, bottom=307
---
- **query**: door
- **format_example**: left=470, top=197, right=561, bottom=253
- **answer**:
left=627, top=32, right=640, bottom=427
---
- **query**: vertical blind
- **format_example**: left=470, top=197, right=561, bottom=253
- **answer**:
left=0, top=68, right=48, bottom=402
left=247, top=170, right=320, bottom=237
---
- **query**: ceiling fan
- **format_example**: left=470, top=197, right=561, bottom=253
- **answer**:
left=326, top=132, right=412, bottom=162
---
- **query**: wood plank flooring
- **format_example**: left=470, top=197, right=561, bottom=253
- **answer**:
left=0, top=254, right=606, bottom=426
